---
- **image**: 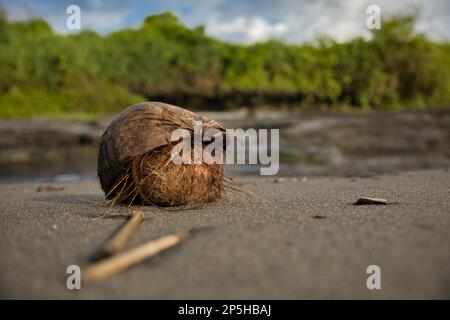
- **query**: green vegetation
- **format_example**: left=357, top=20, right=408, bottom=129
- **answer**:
left=0, top=10, right=449, bottom=117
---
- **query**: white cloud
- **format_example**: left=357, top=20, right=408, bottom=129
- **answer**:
left=3, top=0, right=450, bottom=42
left=206, top=15, right=288, bottom=43
left=179, top=0, right=450, bottom=43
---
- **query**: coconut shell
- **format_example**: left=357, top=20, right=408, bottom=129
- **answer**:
left=97, top=101, right=225, bottom=198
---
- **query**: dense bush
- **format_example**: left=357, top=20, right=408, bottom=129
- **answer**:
left=0, top=10, right=449, bottom=117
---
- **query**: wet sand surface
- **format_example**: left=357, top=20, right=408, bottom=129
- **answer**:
left=1, top=169, right=449, bottom=299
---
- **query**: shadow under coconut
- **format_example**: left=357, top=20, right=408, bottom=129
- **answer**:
left=31, top=194, right=138, bottom=219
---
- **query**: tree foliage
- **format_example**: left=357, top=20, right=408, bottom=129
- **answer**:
left=0, top=10, right=449, bottom=117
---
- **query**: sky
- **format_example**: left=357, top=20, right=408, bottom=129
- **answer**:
left=2, top=0, right=450, bottom=43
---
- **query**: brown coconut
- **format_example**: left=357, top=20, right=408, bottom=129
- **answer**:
left=97, top=102, right=225, bottom=206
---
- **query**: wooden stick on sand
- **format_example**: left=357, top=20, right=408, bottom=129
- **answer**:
left=94, top=210, right=145, bottom=259
left=82, top=233, right=185, bottom=283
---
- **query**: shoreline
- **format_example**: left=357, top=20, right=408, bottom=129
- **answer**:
left=1, top=110, right=450, bottom=179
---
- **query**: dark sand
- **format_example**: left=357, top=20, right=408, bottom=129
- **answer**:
left=1, top=169, right=449, bottom=299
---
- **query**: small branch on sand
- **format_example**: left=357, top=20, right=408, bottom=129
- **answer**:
left=93, top=210, right=144, bottom=260
left=82, top=233, right=185, bottom=283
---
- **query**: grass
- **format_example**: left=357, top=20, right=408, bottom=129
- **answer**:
left=0, top=87, right=145, bottom=119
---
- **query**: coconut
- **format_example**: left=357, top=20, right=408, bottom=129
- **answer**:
left=97, top=102, right=225, bottom=206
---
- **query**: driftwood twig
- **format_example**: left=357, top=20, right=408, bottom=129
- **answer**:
left=82, top=233, right=185, bottom=283
left=94, top=210, right=145, bottom=260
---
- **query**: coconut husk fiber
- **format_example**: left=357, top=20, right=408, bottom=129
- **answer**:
left=98, top=102, right=225, bottom=207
